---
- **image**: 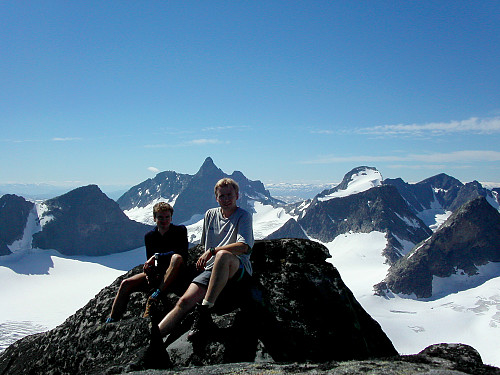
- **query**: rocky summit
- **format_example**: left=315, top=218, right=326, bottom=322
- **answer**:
left=0, top=238, right=398, bottom=374
left=1, top=239, right=498, bottom=375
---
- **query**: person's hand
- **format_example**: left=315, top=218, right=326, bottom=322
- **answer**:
left=143, top=255, right=155, bottom=272
left=196, top=250, right=212, bottom=271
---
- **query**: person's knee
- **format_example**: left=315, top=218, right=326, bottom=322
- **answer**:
left=214, top=249, right=233, bottom=262
left=214, top=250, right=239, bottom=267
left=119, top=278, right=133, bottom=293
left=119, top=275, right=143, bottom=294
left=176, top=294, right=195, bottom=311
left=170, top=253, right=184, bottom=268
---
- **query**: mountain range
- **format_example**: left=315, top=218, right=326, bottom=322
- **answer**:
left=1, top=156, right=500, bottom=365
left=1, top=156, right=499, bottom=295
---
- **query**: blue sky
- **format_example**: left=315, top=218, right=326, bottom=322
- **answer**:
left=1, top=1, right=500, bottom=190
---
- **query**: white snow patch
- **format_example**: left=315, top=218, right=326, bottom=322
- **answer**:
left=416, top=194, right=451, bottom=231
left=36, top=202, right=54, bottom=227
left=124, top=195, right=179, bottom=225
left=394, top=212, right=421, bottom=229
left=318, top=168, right=382, bottom=201
left=391, top=234, right=416, bottom=256
left=251, top=201, right=294, bottom=240
left=7, top=206, right=41, bottom=254
left=486, top=194, right=500, bottom=211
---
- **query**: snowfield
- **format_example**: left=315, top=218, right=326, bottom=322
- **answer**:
left=324, top=231, right=500, bottom=367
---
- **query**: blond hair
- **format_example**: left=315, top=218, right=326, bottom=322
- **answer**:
left=214, top=178, right=239, bottom=197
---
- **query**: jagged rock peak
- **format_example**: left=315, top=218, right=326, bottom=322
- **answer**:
left=196, top=156, right=223, bottom=177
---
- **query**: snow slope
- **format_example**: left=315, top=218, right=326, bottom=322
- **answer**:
left=324, top=232, right=500, bottom=367
left=318, top=168, right=383, bottom=201
left=0, top=247, right=145, bottom=352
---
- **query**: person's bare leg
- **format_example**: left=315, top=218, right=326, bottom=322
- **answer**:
left=109, top=272, right=148, bottom=320
left=158, top=254, right=184, bottom=292
left=158, top=283, right=206, bottom=337
left=204, top=250, right=240, bottom=305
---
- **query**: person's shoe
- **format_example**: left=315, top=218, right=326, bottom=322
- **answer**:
left=143, top=296, right=157, bottom=318
left=187, top=304, right=217, bottom=342
left=127, top=319, right=171, bottom=370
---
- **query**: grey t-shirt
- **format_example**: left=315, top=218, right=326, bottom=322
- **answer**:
left=200, top=207, right=254, bottom=275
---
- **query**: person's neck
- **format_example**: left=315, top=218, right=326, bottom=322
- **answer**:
left=221, top=206, right=237, bottom=219
left=158, top=225, right=170, bottom=235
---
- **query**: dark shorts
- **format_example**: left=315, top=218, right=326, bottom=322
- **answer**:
left=192, top=261, right=248, bottom=287
left=144, top=254, right=189, bottom=296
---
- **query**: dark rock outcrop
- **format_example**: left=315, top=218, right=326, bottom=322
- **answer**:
left=0, top=194, right=34, bottom=255
left=0, top=239, right=399, bottom=374
left=32, top=185, right=153, bottom=256
left=448, top=180, right=497, bottom=211
left=380, top=197, right=500, bottom=298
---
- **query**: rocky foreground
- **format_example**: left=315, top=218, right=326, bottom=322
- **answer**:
left=1, top=239, right=498, bottom=374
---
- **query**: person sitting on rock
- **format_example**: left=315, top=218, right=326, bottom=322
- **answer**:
left=106, top=202, right=189, bottom=322
left=156, top=177, right=254, bottom=341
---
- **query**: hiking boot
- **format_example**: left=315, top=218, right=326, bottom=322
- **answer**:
left=187, top=304, right=217, bottom=342
left=127, top=319, right=171, bottom=370
left=143, top=296, right=157, bottom=318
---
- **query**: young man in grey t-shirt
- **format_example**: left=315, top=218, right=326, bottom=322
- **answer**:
left=157, top=178, right=254, bottom=341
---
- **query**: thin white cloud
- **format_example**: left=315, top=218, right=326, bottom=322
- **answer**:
left=189, top=139, right=224, bottom=145
left=302, top=150, right=500, bottom=164
left=202, top=125, right=249, bottom=132
left=52, top=137, right=83, bottom=141
left=148, top=167, right=160, bottom=174
left=357, top=116, right=500, bottom=136
left=410, top=150, right=500, bottom=163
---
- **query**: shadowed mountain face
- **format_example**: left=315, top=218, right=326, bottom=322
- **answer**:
left=32, top=185, right=153, bottom=256
left=379, top=197, right=500, bottom=298
left=384, top=173, right=499, bottom=215
left=0, top=194, right=34, bottom=255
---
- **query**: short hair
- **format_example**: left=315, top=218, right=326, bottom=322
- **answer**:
left=214, top=178, right=239, bottom=197
left=153, top=202, right=174, bottom=218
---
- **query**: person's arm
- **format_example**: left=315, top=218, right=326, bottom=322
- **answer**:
left=144, top=232, right=155, bottom=261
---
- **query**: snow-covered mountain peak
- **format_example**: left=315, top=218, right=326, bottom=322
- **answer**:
left=317, top=166, right=383, bottom=201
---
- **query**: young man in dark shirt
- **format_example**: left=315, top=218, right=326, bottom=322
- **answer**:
left=106, top=202, right=188, bottom=322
